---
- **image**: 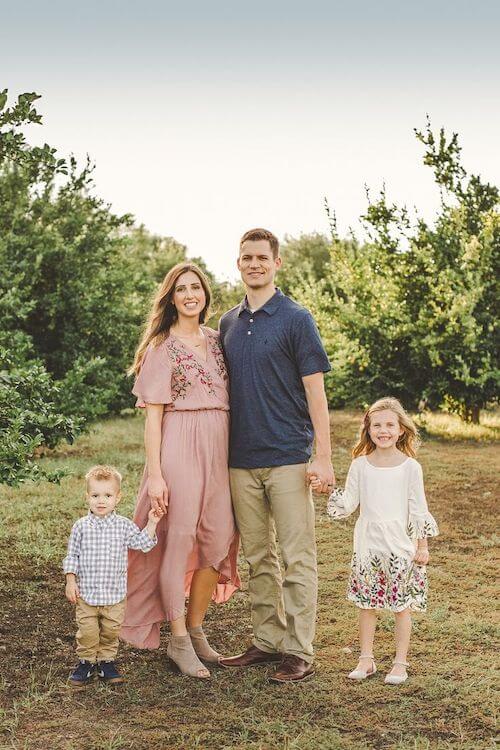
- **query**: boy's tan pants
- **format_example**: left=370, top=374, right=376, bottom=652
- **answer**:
left=75, top=598, right=126, bottom=662
left=229, top=463, right=317, bottom=663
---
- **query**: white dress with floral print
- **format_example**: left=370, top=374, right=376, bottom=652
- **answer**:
left=327, top=455, right=439, bottom=612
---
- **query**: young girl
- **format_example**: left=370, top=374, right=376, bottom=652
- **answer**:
left=313, top=397, right=438, bottom=685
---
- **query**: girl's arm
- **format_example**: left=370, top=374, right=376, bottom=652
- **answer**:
left=144, top=403, right=169, bottom=513
left=408, top=462, right=439, bottom=556
left=326, top=460, right=360, bottom=519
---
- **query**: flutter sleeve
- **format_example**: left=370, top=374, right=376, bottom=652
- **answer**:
left=132, top=342, right=172, bottom=408
left=407, top=460, right=439, bottom=539
left=326, top=460, right=360, bottom=519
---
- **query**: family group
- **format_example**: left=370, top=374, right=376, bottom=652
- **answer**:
left=62, top=228, right=439, bottom=689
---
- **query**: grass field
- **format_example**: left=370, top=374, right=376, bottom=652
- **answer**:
left=0, top=410, right=498, bottom=750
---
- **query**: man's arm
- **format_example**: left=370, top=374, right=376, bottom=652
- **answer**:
left=302, top=372, right=335, bottom=494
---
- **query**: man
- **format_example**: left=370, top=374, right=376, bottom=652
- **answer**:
left=218, top=228, right=335, bottom=683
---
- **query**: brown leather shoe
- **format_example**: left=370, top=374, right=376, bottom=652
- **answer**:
left=218, top=645, right=282, bottom=668
left=269, top=654, right=315, bottom=683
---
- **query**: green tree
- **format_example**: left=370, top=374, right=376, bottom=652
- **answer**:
left=291, top=121, right=499, bottom=421
left=0, top=91, right=77, bottom=485
left=277, top=232, right=332, bottom=296
left=405, top=121, right=499, bottom=421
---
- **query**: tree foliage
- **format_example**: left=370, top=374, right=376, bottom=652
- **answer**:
left=290, top=120, right=499, bottom=421
left=0, top=92, right=188, bottom=485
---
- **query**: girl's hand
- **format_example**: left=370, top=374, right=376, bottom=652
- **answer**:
left=414, top=547, right=430, bottom=565
left=65, top=578, right=80, bottom=604
left=309, top=474, right=322, bottom=491
left=148, top=475, right=169, bottom=514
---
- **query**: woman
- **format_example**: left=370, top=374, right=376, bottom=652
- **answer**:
left=121, top=262, right=240, bottom=678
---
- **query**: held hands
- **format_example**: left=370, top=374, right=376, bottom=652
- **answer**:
left=65, top=576, right=80, bottom=605
left=307, top=456, right=335, bottom=494
left=148, top=475, right=169, bottom=514
left=309, top=474, right=322, bottom=491
left=145, top=505, right=165, bottom=540
left=148, top=506, right=165, bottom=524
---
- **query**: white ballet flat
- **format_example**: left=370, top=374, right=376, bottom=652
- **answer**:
left=384, top=660, right=409, bottom=685
left=347, top=654, right=377, bottom=681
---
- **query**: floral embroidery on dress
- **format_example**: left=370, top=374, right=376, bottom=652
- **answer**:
left=206, top=332, right=228, bottom=381
left=170, top=362, right=190, bottom=400
left=347, top=551, right=428, bottom=612
left=326, top=488, right=348, bottom=518
left=165, top=335, right=224, bottom=399
left=407, top=514, right=439, bottom=540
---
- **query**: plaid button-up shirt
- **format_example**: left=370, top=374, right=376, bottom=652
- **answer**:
left=63, top=511, right=157, bottom=606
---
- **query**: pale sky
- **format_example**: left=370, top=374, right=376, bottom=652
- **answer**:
left=2, top=0, right=499, bottom=280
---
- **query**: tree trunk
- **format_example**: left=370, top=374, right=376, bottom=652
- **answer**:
left=464, top=404, right=481, bottom=424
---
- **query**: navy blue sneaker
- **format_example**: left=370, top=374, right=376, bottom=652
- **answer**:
left=68, top=660, right=96, bottom=688
left=97, top=660, right=124, bottom=684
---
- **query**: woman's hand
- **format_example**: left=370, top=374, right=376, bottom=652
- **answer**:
left=148, top=475, right=169, bottom=514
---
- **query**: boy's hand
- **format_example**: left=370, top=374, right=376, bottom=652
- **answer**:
left=148, top=507, right=164, bottom=524
left=65, top=577, right=80, bottom=604
left=414, top=546, right=430, bottom=565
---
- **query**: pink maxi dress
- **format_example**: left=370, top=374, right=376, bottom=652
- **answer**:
left=120, top=327, right=240, bottom=649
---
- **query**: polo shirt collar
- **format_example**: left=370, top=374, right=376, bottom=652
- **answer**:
left=237, top=288, right=284, bottom=317
left=88, top=510, right=117, bottom=526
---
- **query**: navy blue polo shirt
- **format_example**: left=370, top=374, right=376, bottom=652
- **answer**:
left=219, top=288, right=331, bottom=469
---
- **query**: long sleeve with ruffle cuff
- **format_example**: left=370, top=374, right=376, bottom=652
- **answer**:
left=407, top=460, right=439, bottom=539
left=327, top=487, right=351, bottom=518
left=326, top=459, right=361, bottom=519
left=407, top=512, right=439, bottom=540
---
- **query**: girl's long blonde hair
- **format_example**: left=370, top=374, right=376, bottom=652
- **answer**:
left=129, top=262, right=212, bottom=376
left=352, top=397, right=420, bottom=458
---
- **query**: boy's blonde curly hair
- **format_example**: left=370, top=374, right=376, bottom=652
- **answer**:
left=85, top=465, right=122, bottom=491
left=352, top=397, right=420, bottom=458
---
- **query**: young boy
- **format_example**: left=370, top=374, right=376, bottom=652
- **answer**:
left=63, top=464, right=163, bottom=688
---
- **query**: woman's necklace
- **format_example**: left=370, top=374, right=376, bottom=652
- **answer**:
left=172, top=328, right=205, bottom=347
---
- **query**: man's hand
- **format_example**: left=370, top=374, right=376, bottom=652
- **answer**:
left=65, top=575, right=80, bottom=604
left=307, top=457, right=335, bottom=495
left=148, top=475, right=169, bottom=514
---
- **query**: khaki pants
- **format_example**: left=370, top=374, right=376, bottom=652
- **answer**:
left=230, top=463, right=317, bottom=663
left=75, top=598, right=126, bottom=662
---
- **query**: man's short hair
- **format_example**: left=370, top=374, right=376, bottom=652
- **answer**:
left=85, top=465, right=122, bottom=491
left=239, top=228, right=279, bottom=259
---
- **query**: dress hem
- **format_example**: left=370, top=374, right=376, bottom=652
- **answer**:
left=347, top=594, right=426, bottom=613
left=120, top=562, right=240, bottom=650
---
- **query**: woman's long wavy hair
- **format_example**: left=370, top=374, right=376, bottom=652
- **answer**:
left=129, top=262, right=212, bottom=376
left=352, top=397, right=420, bottom=458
